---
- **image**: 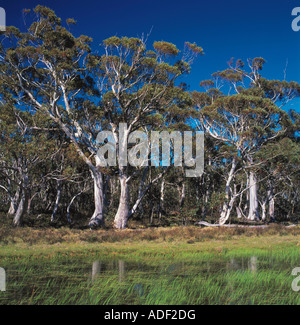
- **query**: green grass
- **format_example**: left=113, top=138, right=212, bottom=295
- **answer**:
left=0, top=225, right=299, bottom=305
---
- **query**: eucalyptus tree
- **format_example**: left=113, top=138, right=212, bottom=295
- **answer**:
left=0, top=100, right=59, bottom=226
left=192, top=58, right=300, bottom=224
left=0, top=6, right=107, bottom=227
left=0, top=5, right=203, bottom=229
left=255, top=135, right=300, bottom=222
left=94, top=37, right=203, bottom=228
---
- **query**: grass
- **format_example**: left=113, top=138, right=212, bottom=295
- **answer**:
left=0, top=222, right=299, bottom=245
left=0, top=224, right=299, bottom=305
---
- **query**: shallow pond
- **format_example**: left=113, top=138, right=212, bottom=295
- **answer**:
left=0, top=254, right=299, bottom=304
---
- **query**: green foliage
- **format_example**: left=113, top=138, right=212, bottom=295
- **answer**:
left=153, top=41, right=180, bottom=56
left=0, top=5, right=299, bottom=230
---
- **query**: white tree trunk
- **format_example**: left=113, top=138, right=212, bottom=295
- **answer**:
left=218, top=158, right=236, bottom=225
left=88, top=167, right=105, bottom=227
left=236, top=206, right=243, bottom=219
left=247, top=171, right=260, bottom=221
left=158, top=178, right=165, bottom=220
left=260, top=200, right=267, bottom=221
left=219, top=196, right=236, bottom=225
left=268, top=183, right=275, bottom=221
left=128, top=167, right=148, bottom=219
left=13, top=170, right=28, bottom=227
left=13, top=189, right=28, bottom=226
left=114, top=169, right=130, bottom=229
left=179, top=182, right=186, bottom=207
left=51, top=179, right=62, bottom=222
left=8, top=188, right=20, bottom=216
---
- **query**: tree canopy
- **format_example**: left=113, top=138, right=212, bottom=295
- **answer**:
left=0, top=6, right=299, bottom=229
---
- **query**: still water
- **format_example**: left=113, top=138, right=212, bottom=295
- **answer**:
left=90, top=256, right=259, bottom=283
left=0, top=255, right=297, bottom=304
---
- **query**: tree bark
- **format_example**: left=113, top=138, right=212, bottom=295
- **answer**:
left=218, top=158, right=237, bottom=225
left=114, top=168, right=130, bottom=229
left=88, top=169, right=105, bottom=227
left=260, top=200, right=267, bottom=221
left=128, top=167, right=148, bottom=219
left=219, top=196, right=236, bottom=225
left=13, top=169, right=29, bottom=227
left=88, top=155, right=105, bottom=227
left=158, top=178, right=165, bottom=221
left=27, top=192, right=38, bottom=216
left=268, top=181, right=275, bottom=221
left=13, top=187, right=28, bottom=227
left=51, top=179, right=62, bottom=222
left=179, top=182, right=186, bottom=207
left=8, top=188, right=20, bottom=216
left=247, top=171, right=260, bottom=221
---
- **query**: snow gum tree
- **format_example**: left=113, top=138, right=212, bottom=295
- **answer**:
left=192, top=58, right=300, bottom=224
left=96, top=37, right=203, bottom=229
left=0, top=6, right=203, bottom=229
left=0, top=6, right=107, bottom=226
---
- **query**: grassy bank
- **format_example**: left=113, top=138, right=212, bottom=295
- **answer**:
left=0, top=225, right=299, bottom=305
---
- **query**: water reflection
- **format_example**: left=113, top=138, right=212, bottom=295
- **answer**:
left=90, top=256, right=259, bottom=283
left=226, top=256, right=258, bottom=273
left=91, top=260, right=126, bottom=283
left=91, top=260, right=102, bottom=282
left=248, top=256, right=257, bottom=274
left=118, top=260, right=125, bottom=282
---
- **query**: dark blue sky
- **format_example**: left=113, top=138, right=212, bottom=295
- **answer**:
left=1, top=0, right=300, bottom=110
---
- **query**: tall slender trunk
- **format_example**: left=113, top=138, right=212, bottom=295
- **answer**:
left=13, top=168, right=29, bottom=227
left=8, top=188, right=20, bottom=216
left=267, top=181, right=275, bottom=221
left=52, top=119, right=105, bottom=227
left=27, top=192, right=37, bottom=216
left=179, top=182, right=186, bottom=207
left=202, top=177, right=211, bottom=221
left=109, top=176, right=118, bottom=208
left=128, top=167, right=149, bottom=219
left=13, top=189, right=28, bottom=227
left=202, top=156, right=212, bottom=220
left=13, top=169, right=29, bottom=227
left=111, top=124, right=130, bottom=229
left=247, top=171, right=260, bottom=221
left=260, top=200, right=267, bottom=221
left=88, top=169, right=105, bottom=227
left=234, top=182, right=243, bottom=219
left=158, top=178, right=165, bottom=220
left=103, top=175, right=110, bottom=212
left=219, top=158, right=237, bottom=225
left=114, top=167, right=130, bottom=229
left=149, top=200, right=155, bottom=225
left=66, top=185, right=86, bottom=224
left=51, top=179, right=62, bottom=222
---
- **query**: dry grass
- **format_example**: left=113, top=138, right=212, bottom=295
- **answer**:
left=0, top=223, right=299, bottom=246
